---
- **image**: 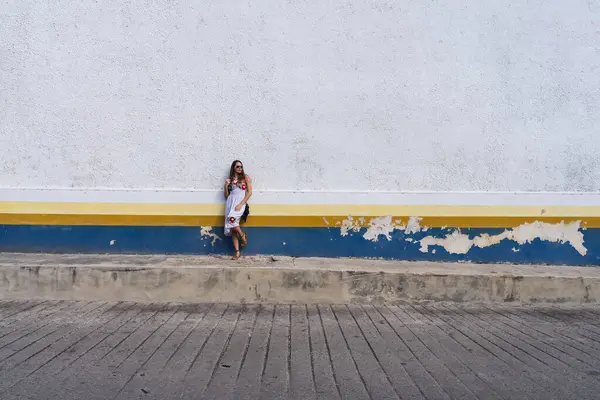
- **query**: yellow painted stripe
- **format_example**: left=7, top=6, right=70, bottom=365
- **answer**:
left=0, top=202, right=224, bottom=216
left=1, top=215, right=597, bottom=228
left=1, top=202, right=600, bottom=228
left=2, top=202, right=600, bottom=216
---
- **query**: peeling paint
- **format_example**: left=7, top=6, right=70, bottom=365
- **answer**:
left=200, top=226, right=221, bottom=246
left=323, top=217, right=330, bottom=225
left=419, top=230, right=474, bottom=254
left=363, top=216, right=395, bottom=242
left=109, top=240, right=115, bottom=246
left=340, top=215, right=427, bottom=242
left=510, top=221, right=586, bottom=255
left=340, top=216, right=363, bottom=236
left=338, top=213, right=588, bottom=257
left=419, top=221, right=587, bottom=256
left=340, top=217, right=356, bottom=236
left=405, top=216, right=423, bottom=234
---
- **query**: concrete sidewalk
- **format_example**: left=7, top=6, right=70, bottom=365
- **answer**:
left=1, top=253, right=600, bottom=304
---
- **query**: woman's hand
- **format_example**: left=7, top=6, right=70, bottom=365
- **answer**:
left=225, top=179, right=231, bottom=185
left=235, top=203, right=243, bottom=212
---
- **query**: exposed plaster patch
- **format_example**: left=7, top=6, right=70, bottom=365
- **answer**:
left=511, top=247, right=520, bottom=252
left=338, top=216, right=586, bottom=256
left=419, top=230, right=474, bottom=254
left=323, top=217, right=330, bottom=225
left=363, top=216, right=395, bottom=242
left=510, top=221, right=586, bottom=255
left=200, top=226, right=221, bottom=246
left=109, top=240, right=116, bottom=246
left=340, top=215, right=425, bottom=242
left=340, top=217, right=355, bottom=236
left=405, top=216, right=423, bottom=234
left=419, top=221, right=587, bottom=256
left=340, top=216, right=363, bottom=236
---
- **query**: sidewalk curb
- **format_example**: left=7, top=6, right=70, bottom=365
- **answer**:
left=0, top=253, right=599, bottom=304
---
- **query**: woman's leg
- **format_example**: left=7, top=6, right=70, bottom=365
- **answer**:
left=233, top=226, right=247, bottom=248
left=231, top=229, right=240, bottom=259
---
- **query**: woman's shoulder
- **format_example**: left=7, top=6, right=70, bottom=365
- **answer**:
left=244, top=174, right=251, bottom=181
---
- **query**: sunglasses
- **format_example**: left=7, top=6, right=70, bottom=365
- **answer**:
left=235, top=165, right=243, bottom=169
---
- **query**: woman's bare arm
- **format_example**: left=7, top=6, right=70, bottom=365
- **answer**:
left=224, top=179, right=231, bottom=199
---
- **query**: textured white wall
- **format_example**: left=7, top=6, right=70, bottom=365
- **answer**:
left=2, top=0, right=600, bottom=193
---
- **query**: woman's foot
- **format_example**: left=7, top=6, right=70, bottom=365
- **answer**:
left=232, top=249, right=241, bottom=260
left=239, top=232, right=248, bottom=249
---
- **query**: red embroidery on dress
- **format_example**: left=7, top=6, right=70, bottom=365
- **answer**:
left=241, top=184, right=246, bottom=190
left=229, top=217, right=236, bottom=223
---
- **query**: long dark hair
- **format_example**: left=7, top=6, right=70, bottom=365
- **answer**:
left=229, top=160, right=246, bottom=182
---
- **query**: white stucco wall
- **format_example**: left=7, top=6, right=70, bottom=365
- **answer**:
left=2, top=0, right=600, bottom=194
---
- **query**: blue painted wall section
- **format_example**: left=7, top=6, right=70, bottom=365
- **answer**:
left=1, top=225, right=598, bottom=266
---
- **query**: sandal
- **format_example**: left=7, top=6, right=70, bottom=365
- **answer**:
left=232, top=249, right=241, bottom=260
left=239, top=232, right=248, bottom=249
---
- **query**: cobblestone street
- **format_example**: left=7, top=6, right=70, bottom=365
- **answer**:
left=1, top=301, right=600, bottom=399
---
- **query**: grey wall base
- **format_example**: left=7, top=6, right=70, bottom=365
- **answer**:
left=0, top=254, right=599, bottom=304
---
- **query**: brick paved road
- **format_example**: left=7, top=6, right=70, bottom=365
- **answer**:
left=1, top=301, right=600, bottom=399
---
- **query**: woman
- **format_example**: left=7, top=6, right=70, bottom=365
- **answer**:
left=224, top=160, right=252, bottom=259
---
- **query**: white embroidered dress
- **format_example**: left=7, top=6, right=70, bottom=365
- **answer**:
left=224, top=180, right=247, bottom=236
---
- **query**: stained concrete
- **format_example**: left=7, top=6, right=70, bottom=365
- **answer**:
left=0, top=253, right=600, bottom=304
